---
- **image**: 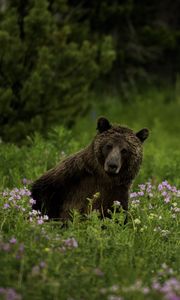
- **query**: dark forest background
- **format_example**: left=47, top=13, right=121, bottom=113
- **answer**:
left=0, top=0, right=180, bottom=143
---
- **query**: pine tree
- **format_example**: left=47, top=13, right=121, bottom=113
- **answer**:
left=0, top=0, right=115, bottom=143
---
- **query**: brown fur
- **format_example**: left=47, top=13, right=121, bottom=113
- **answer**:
left=31, top=117, right=149, bottom=221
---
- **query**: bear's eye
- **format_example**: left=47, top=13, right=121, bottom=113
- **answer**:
left=105, top=143, right=113, bottom=151
left=121, top=148, right=128, bottom=155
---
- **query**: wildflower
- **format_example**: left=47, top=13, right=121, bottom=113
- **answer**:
left=130, top=192, right=138, bottom=198
left=162, top=180, right=169, bottom=187
left=162, top=191, right=168, bottom=197
left=131, top=199, right=140, bottom=206
left=93, top=268, right=104, bottom=276
left=149, top=213, right=157, bottom=220
left=138, top=184, right=146, bottom=190
left=108, top=296, right=123, bottom=300
left=158, top=184, right=163, bottom=191
left=8, top=196, right=14, bottom=201
left=31, top=265, right=40, bottom=276
left=109, top=285, right=119, bottom=292
left=29, top=198, right=36, bottom=205
left=137, top=191, right=144, bottom=196
left=164, top=197, right=171, bottom=203
left=134, top=218, right=141, bottom=225
left=142, top=287, right=150, bottom=294
left=29, top=210, right=38, bottom=216
left=37, top=218, right=44, bottom=225
left=2, top=191, right=8, bottom=197
left=113, top=201, right=121, bottom=206
left=154, top=226, right=161, bottom=232
left=2, top=243, right=11, bottom=252
left=27, top=191, right=31, bottom=196
left=9, top=238, right=17, bottom=244
left=39, top=261, right=46, bottom=269
left=161, top=263, right=168, bottom=269
left=147, top=183, right=152, bottom=193
left=152, top=281, right=161, bottom=290
left=63, top=237, right=78, bottom=249
left=22, top=178, right=28, bottom=185
left=0, top=288, right=22, bottom=300
left=140, top=225, right=147, bottom=232
left=3, top=203, right=10, bottom=209
left=18, top=244, right=24, bottom=253
left=172, top=207, right=180, bottom=213
left=161, top=230, right=170, bottom=237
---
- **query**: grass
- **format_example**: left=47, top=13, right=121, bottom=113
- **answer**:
left=0, top=88, right=179, bottom=300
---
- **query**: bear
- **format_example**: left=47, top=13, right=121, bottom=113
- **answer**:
left=31, top=117, right=149, bottom=221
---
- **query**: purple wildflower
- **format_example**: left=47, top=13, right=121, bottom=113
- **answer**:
left=93, top=268, right=104, bottom=276
left=9, top=238, right=17, bottom=244
left=63, top=237, right=78, bottom=249
left=130, top=192, right=138, bottom=198
left=3, top=203, right=10, bottom=209
left=37, top=218, right=44, bottom=225
left=0, top=288, right=22, bottom=300
left=137, top=191, right=144, bottom=196
left=164, top=197, right=171, bottom=203
left=2, top=191, right=8, bottom=197
left=39, top=261, right=46, bottom=269
left=29, top=198, right=36, bottom=205
left=2, top=243, right=11, bottom=252
left=18, top=244, right=24, bottom=253
left=138, top=184, right=146, bottom=190
left=158, top=184, right=163, bottom=191
left=22, top=178, right=28, bottom=185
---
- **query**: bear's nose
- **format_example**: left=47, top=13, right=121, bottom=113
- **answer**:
left=107, top=163, right=118, bottom=173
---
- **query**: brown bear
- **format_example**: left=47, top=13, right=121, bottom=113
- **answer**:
left=31, top=117, right=149, bottom=221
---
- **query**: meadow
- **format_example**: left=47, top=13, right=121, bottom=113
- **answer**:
left=0, top=89, right=180, bottom=300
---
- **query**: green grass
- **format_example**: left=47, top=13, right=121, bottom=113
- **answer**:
left=0, top=89, right=179, bottom=300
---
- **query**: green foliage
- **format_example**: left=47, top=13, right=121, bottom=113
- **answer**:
left=0, top=89, right=179, bottom=299
left=69, top=0, right=180, bottom=86
left=0, top=0, right=115, bottom=143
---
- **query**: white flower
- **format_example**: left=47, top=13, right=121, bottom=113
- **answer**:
left=113, top=201, right=121, bottom=207
left=134, top=218, right=141, bottom=224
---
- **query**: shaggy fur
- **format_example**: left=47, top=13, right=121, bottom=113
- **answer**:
left=31, top=117, right=149, bottom=220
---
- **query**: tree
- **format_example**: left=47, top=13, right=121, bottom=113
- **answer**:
left=0, top=0, right=115, bottom=143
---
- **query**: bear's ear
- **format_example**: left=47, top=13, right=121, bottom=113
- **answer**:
left=136, top=128, right=149, bottom=143
left=97, top=117, right=112, bottom=133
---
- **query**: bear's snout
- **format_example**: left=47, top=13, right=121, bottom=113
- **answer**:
left=104, top=146, right=121, bottom=175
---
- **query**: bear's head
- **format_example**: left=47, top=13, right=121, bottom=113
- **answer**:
left=93, top=117, right=149, bottom=181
